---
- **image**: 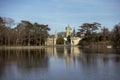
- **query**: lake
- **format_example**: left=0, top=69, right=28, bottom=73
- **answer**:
left=0, top=47, right=120, bottom=80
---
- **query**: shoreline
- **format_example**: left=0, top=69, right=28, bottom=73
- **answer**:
left=0, top=45, right=80, bottom=50
left=0, top=45, right=117, bottom=50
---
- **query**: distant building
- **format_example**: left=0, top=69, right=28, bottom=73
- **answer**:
left=46, top=34, right=57, bottom=46
left=46, top=25, right=83, bottom=46
left=64, top=25, right=82, bottom=45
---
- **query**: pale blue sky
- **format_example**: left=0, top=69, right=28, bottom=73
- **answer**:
left=0, top=0, right=120, bottom=34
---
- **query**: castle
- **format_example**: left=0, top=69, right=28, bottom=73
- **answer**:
left=46, top=25, right=83, bottom=46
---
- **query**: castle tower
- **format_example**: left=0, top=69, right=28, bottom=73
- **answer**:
left=66, top=25, right=71, bottom=37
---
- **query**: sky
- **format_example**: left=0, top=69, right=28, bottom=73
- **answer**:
left=0, top=0, right=120, bottom=34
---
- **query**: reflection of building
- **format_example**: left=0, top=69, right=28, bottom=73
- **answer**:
left=46, top=47, right=81, bottom=56
left=46, top=46, right=82, bottom=65
left=46, top=47, right=57, bottom=57
left=64, top=47, right=81, bottom=56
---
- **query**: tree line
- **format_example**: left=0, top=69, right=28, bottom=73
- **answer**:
left=78, top=22, right=120, bottom=48
left=0, top=16, right=120, bottom=47
left=0, top=16, right=50, bottom=46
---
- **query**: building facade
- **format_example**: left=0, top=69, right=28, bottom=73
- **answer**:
left=46, top=25, right=83, bottom=46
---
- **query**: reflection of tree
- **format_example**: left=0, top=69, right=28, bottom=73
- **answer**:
left=0, top=49, right=49, bottom=74
left=56, top=47, right=64, bottom=58
left=0, top=51, right=6, bottom=77
left=0, top=50, right=17, bottom=77
left=16, top=49, right=49, bottom=70
left=113, top=56, right=120, bottom=62
left=83, top=55, right=97, bottom=65
left=77, top=53, right=120, bottom=69
left=103, top=56, right=109, bottom=63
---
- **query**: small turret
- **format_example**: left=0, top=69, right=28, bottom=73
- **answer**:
left=72, top=27, right=76, bottom=37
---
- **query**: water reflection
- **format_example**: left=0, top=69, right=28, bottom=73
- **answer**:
left=46, top=47, right=82, bottom=65
left=0, top=47, right=120, bottom=80
left=0, top=49, right=49, bottom=80
left=0, top=49, right=48, bottom=68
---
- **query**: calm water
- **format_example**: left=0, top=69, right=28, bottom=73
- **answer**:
left=0, top=47, right=120, bottom=80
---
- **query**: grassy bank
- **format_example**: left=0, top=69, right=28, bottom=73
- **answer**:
left=0, top=46, right=47, bottom=50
